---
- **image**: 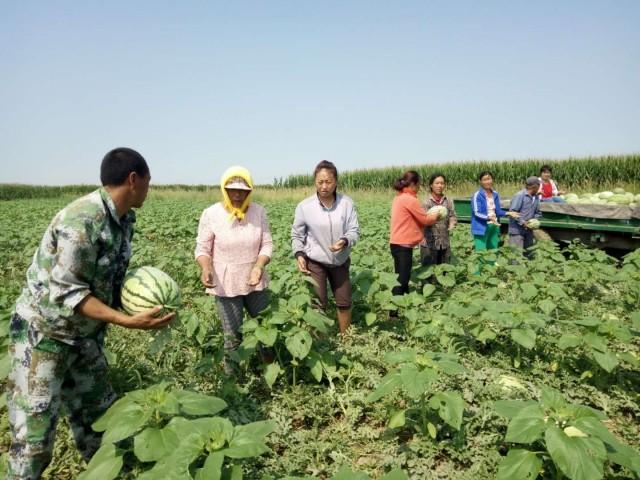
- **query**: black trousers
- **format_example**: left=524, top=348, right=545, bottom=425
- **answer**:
left=390, top=244, right=414, bottom=295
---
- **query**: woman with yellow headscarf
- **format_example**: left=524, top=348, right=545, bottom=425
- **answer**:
left=194, top=166, right=273, bottom=375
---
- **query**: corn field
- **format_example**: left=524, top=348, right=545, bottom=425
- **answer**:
left=276, top=154, right=640, bottom=190
left=0, top=184, right=220, bottom=201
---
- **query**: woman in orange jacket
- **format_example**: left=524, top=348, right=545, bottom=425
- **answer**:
left=389, top=171, right=439, bottom=296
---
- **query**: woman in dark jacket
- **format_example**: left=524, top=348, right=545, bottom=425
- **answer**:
left=420, top=173, right=457, bottom=265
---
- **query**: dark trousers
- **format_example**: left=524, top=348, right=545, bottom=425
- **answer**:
left=390, top=244, right=414, bottom=295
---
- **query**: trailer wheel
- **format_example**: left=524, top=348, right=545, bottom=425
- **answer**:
left=533, top=228, right=553, bottom=242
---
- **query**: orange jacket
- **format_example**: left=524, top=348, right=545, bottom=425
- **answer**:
left=390, top=191, right=437, bottom=246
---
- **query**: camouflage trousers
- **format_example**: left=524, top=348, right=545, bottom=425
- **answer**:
left=7, top=313, right=116, bottom=480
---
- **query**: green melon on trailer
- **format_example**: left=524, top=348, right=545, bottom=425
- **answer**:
left=453, top=199, right=640, bottom=251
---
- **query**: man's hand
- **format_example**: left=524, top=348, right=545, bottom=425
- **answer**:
left=247, top=265, right=263, bottom=286
left=124, top=306, right=175, bottom=330
left=200, top=269, right=216, bottom=288
left=329, top=239, right=346, bottom=252
left=506, top=211, right=520, bottom=219
left=296, top=255, right=310, bottom=274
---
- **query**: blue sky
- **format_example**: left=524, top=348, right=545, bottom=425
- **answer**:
left=1, top=1, right=638, bottom=185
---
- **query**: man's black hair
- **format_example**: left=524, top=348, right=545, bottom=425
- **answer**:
left=100, top=148, right=149, bottom=186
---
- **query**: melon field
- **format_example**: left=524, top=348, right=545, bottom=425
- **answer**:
left=1, top=193, right=639, bottom=480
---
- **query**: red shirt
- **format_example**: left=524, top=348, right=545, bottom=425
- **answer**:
left=541, top=182, right=553, bottom=198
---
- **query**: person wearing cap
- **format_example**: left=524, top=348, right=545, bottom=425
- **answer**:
left=291, top=160, right=359, bottom=334
left=194, top=166, right=273, bottom=375
left=507, top=176, right=542, bottom=257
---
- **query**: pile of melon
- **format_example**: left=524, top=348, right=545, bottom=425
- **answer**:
left=561, top=188, right=640, bottom=207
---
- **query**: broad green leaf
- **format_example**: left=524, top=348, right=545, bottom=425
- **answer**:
left=477, top=328, right=497, bottom=342
left=422, top=284, right=436, bottom=297
left=285, top=330, right=313, bottom=359
left=195, top=452, right=224, bottom=480
left=364, top=312, right=377, bottom=326
left=540, top=388, right=566, bottom=411
left=385, top=349, right=417, bottom=365
left=176, top=390, right=228, bottom=416
left=331, top=465, right=370, bottom=480
left=198, top=417, right=234, bottom=450
left=428, top=391, right=464, bottom=430
left=133, top=426, right=180, bottom=462
left=388, top=409, right=406, bottom=429
left=557, top=334, right=582, bottom=350
left=433, top=359, right=465, bottom=376
left=496, top=449, right=542, bottom=480
left=225, top=464, right=243, bottom=480
left=264, top=362, right=281, bottom=388
left=101, top=407, right=152, bottom=444
left=149, top=327, right=172, bottom=355
left=380, top=468, right=410, bottom=480
left=545, top=425, right=606, bottom=480
left=520, top=283, right=538, bottom=301
left=399, top=364, right=433, bottom=399
left=190, top=417, right=234, bottom=442
left=366, top=372, right=402, bottom=403
left=288, top=293, right=311, bottom=309
left=538, top=299, right=556, bottom=315
left=511, top=328, right=536, bottom=350
left=591, top=349, right=619, bottom=373
left=583, top=333, right=607, bottom=352
left=575, top=317, right=600, bottom=327
left=546, top=282, right=567, bottom=299
left=618, top=351, right=639, bottom=368
left=92, top=397, right=138, bottom=432
left=436, top=272, right=455, bottom=288
left=302, top=309, right=332, bottom=333
left=571, top=418, right=617, bottom=445
left=254, top=326, right=278, bottom=346
left=77, top=443, right=123, bottom=480
left=493, top=400, right=537, bottom=419
left=505, top=405, right=546, bottom=443
left=305, top=353, right=323, bottom=382
left=137, top=433, right=206, bottom=480
left=224, top=439, right=270, bottom=459
left=158, top=391, right=181, bottom=415
left=605, top=440, right=640, bottom=476
left=233, top=420, right=276, bottom=440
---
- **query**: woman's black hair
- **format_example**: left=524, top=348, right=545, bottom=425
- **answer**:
left=539, top=165, right=552, bottom=174
left=477, top=170, right=494, bottom=182
left=314, top=160, right=338, bottom=180
left=393, top=170, right=420, bottom=192
left=428, top=172, right=447, bottom=191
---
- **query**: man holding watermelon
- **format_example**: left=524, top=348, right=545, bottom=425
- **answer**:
left=6, top=148, right=174, bottom=479
left=507, top=176, right=543, bottom=258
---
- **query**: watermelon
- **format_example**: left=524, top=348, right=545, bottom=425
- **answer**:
left=613, top=187, right=626, bottom=195
left=121, top=266, right=181, bottom=315
left=427, top=205, right=448, bottom=220
left=526, top=219, right=541, bottom=230
left=611, top=194, right=631, bottom=205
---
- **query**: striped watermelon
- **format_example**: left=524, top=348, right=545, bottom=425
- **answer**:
left=121, top=266, right=181, bottom=315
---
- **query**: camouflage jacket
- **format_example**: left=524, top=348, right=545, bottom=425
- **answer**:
left=15, top=188, right=135, bottom=345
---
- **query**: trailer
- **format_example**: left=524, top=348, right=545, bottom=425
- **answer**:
left=453, top=198, right=640, bottom=252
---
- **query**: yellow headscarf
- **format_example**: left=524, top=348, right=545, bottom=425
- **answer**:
left=220, top=166, right=254, bottom=221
